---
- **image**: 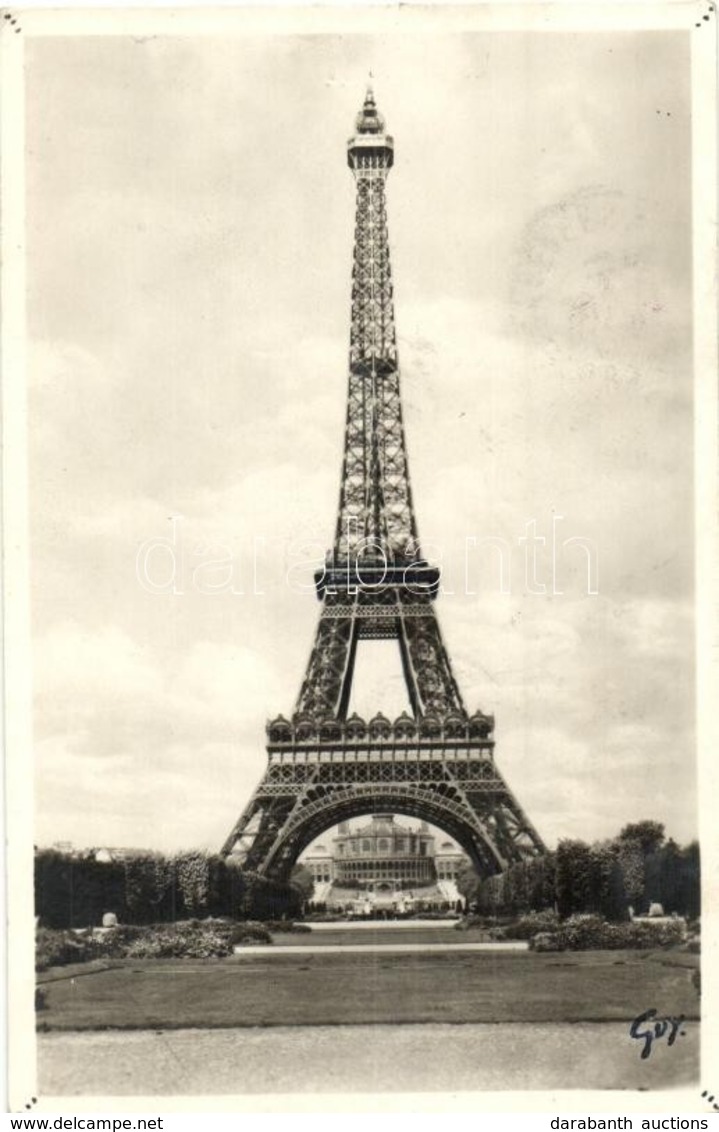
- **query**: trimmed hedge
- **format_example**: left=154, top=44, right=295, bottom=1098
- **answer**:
left=35, top=849, right=305, bottom=929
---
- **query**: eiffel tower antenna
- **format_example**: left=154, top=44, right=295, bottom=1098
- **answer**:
left=221, top=91, right=545, bottom=877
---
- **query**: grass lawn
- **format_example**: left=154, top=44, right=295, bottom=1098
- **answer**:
left=36, top=948, right=699, bottom=1031
left=272, top=926, right=475, bottom=947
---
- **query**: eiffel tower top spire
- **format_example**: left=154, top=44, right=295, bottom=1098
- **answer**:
left=355, top=85, right=385, bottom=134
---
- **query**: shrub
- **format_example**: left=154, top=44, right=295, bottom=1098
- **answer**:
left=36, top=928, right=92, bottom=971
left=528, top=914, right=686, bottom=952
left=530, top=931, right=563, bottom=953
left=503, top=910, right=560, bottom=940
left=229, top=923, right=272, bottom=947
left=124, top=931, right=186, bottom=960
left=36, top=921, right=250, bottom=969
left=488, top=926, right=508, bottom=941
left=125, top=924, right=234, bottom=960
left=452, top=917, right=506, bottom=940
left=92, top=925, right=145, bottom=957
left=454, top=915, right=489, bottom=932
left=262, top=920, right=311, bottom=934
left=627, top=918, right=686, bottom=949
left=554, top=915, right=627, bottom=950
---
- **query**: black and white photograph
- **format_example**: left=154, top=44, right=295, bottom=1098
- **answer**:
left=3, top=1, right=716, bottom=1112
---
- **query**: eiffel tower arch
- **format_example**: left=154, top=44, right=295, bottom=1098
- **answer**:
left=221, top=89, right=546, bottom=881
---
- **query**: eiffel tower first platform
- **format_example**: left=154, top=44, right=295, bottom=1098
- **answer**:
left=221, top=89, right=545, bottom=879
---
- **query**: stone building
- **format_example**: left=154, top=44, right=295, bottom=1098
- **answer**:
left=333, top=814, right=435, bottom=888
left=301, top=814, right=469, bottom=895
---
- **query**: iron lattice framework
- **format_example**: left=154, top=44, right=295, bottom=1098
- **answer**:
left=222, top=90, right=545, bottom=879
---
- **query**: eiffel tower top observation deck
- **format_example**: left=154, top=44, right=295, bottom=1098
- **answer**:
left=318, top=87, right=438, bottom=598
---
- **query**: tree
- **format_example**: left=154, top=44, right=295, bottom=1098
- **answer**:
left=290, top=864, right=315, bottom=906
left=527, top=852, right=557, bottom=913
left=476, top=873, right=503, bottom=915
left=124, top=853, right=173, bottom=923
left=590, top=841, right=627, bottom=921
left=555, top=839, right=594, bottom=918
left=454, top=862, right=482, bottom=907
left=174, top=851, right=211, bottom=918
left=617, top=839, right=645, bottom=910
left=618, top=821, right=665, bottom=855
left=35, top=849, right=75, bottom=928
left=655, top=838, right=683, bottom=913
left=680, top=841, right=700, bottom=920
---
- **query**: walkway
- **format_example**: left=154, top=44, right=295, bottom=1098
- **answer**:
left=38, top=1022, right=700, bottom=1096
left=235, top=941, right=528, bottom=954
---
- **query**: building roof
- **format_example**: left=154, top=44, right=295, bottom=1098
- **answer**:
left=340, top=814, right=432, bottom=840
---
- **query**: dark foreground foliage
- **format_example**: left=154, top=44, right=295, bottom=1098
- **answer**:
left=35, top=849, right=307, bottom=930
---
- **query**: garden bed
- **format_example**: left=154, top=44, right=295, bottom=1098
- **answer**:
left=34, top=920, right=313, bottom=970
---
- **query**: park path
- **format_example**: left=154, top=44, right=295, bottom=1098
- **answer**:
left=38, top=1022, right=699, bottom=1097
left=236, top=941, right=528, bottom=954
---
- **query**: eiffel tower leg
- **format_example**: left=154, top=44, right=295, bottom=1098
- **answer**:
left=399, top=602, right=465, bottom=716
left=476, top=791, right=546, bottom=862
left=295, top=598, right=359, bottom=720
left=220, top=782, right=303, bottom=870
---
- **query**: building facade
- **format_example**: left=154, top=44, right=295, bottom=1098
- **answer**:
left=302, top=814, right=469, bottom=892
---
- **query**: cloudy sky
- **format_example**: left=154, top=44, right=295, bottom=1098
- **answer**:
left=26, top=26, right=695, bottom=854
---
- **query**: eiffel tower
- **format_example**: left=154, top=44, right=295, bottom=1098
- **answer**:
left=221, top=89, right=545, bottom=878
